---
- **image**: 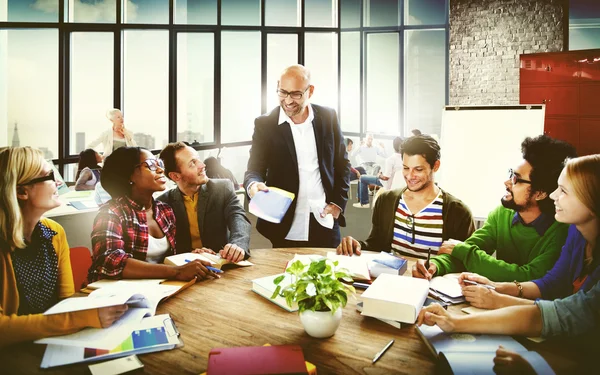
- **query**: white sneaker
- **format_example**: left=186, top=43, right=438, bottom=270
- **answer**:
left=368, top=190, right=374, bottom=196
left=353, top=202, right=370, bottom=208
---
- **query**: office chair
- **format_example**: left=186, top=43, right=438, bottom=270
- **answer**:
left=69, top=247, right=92, bottom=290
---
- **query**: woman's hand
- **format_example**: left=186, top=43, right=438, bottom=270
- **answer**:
left=98, top=304, right=128, bottom=328
left=416, top=303, right=457, bottom=333
left=175, top=260, right=220, bottom=281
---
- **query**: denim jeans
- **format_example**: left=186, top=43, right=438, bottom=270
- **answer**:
left=358, top=175, right=382, bottom=204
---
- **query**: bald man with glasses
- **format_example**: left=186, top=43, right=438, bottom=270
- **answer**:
left=244, top=64, right=350, bottom=248
left=413, top=135, right=576, bottom=283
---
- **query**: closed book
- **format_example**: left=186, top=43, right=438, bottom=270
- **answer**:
left=251, top=273, right=298, bottom=312
left=360, top=274, right=429, bottom=324
left=207, top=345, right=308, bottom=375
left=356, top=301, right=402, bottom=329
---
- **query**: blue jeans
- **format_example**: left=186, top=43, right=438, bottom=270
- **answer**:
left=358, top=175, right=382, bottom=204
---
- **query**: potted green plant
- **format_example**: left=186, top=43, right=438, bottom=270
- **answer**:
left=272, top=258, right=355, bottom=338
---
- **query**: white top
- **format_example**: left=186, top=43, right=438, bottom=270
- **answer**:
left=278, top=105, right=327, bottom=241
left=382, top=153, right=404, bottom=190
left=146, top=235, right=169, bottom=264
left=352, top=144, right=387, bottom=165
left=87, top=128, right=137, bottom=158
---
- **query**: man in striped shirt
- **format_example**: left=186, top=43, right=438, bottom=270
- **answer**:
left=336, top=135, right=475, bottom=259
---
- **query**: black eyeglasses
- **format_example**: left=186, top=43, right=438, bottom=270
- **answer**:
left=136, top=158, right=164, bottom=172
left=508, top=168, right=532, bottom=185
left=20, top=171, right=56, bottom=186
left=276, top=86, right=310, bottom=100
left=406, top=214, right=416, bottom=244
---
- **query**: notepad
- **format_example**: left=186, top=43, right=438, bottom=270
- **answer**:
left=249, top=187, right=295, bottom=223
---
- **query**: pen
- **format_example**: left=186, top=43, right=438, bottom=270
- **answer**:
left=463, top=279, right=495, bottom=290
left=372, top=339, right=394, bottom=363
left=424, top=248, right=431, bottom=270
left=184, top=259, right=223, bottom=274
left=353, top=282, right=371, bottom=289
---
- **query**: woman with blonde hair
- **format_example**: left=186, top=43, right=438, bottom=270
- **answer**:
left=0, top=147, right=126, bottom=348
left=88, top=108, right=136, bottom=159
left=418, top=154, right=600, bottom=373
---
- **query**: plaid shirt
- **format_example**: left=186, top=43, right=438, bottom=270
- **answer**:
left=88, top=196, right=178, bottom=282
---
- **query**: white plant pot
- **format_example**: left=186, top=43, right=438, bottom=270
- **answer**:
left=299, top=308, right=342, bottom=338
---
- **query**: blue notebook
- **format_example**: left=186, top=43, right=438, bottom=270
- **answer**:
left=249, top=187, right=295, bottom=224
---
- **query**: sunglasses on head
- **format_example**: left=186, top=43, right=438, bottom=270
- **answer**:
left=19, top=171, right=56, bottom=186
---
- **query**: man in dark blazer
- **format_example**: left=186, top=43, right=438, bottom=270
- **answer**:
left=158, top=142, right=251, bottom=262
left=244, top=64, right=350, bottom=248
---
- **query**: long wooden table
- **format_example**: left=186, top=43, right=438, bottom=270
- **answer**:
left=1, top=248, right=581, bottom=374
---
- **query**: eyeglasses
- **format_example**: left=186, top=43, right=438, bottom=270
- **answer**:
left=136, top=158, right=165, bottom=172
left=276, top=86, right=310, bottom=100
left=19, top=171, right=56, bottom=186
left=406, top=214, right=416, bottom=244
left=508, top=168, right=531, bottom=185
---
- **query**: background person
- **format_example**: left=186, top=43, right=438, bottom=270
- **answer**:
left=87, top=108, right=136, bottom=159
left=0, top=147, right=126, bottom=348
left=75, top=148, right=103, bottom=191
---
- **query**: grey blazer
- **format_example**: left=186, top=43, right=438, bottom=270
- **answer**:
left=157, top=179, right=251, bottom=258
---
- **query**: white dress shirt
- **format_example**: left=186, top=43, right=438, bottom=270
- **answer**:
left=278, top=105, right=327, bottom=241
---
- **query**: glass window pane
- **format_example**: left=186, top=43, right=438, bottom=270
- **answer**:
left=341, top=32, right=360, bottom=133
left=569, top=28, right=600, bottom=50
left=404, top=0, right=446, bottom=25
left=265, top=0, right=298, bottom=27
left=1, top=30, right=58, bottom=158
left=175, top=0, right=217, bottom=24
left=218, top=145, right=250, bottom=183
left=405, top=29, right=445, bottom=137
left=366, top=32, right=399, bottom=134
left=365, top=0, right=399, bottom=27
left=341, top=0, right=361, bottom=28
left=177, top=33, right=214, bottom=144
left=124, top=0, right=169, bottom=24
left=123, top=30, right=169, bottom=151
left=70, top=33, right=114, bottom=156
left=267, top=34, right=298, bottom=109
left=222, top=0, right=260, bottom=26
left=3, top=0, right=58, bottom=22
left=305, top=32, right=338, bottom=111
left=221, top=32, right=261, bottom=143
left=68, top=0, right=116, bottom=23
left=306, top=0, right=335, bottom=28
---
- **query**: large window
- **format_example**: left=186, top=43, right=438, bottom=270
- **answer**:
left=70, top=32, right=114, bottom=155
left=1, top=1, right=449, bottom=180
left=569, top=0, right=600, bottom=50
left=2, top=29, right=58, bottom=158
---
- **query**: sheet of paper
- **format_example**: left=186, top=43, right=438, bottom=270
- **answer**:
left=86, top=278, right=167, bottom=290
left=89, top=355, right=144, bottom=375
left=309, top=199, right=333, bottom=229
left=35, top=308, right=150, bottom=349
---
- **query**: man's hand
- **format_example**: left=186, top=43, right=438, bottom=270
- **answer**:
left=438, top=239, right=461, bottom=255
left=416, top=304, right=458, bottom=333
left=493, top=346, right=536, bottom=375
left=98, top=304, right=128, bottom=328
left=248, top=182, right=268, bottom=199
left=336, top=236, right=361, bottom=256
left=220, top=244, right=245, bottom=263
left=191, top=247, right=216, bottom=255
left=175, top=259, right=220, bottom=281
left=321, top=203, right=341, bottom=219
left=412, top=259, right=437, bottom=280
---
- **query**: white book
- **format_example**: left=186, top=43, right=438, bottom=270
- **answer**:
left=360, top=274, right=429, bottom=324
left=326, top=252, right=371, bottom=281
left=251, top=273, right=298, bottom=312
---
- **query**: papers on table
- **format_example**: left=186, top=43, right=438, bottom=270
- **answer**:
left=249, top=187, right=295, bottom=223
left=429, top=274, right=466, bottom=304
left=40, top=314, right=180, bottom=369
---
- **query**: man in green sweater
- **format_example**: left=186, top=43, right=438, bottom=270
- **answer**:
left=413, top=135, right=576, bottom=282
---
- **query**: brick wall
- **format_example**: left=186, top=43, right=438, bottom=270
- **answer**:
left=449, top=0, right=565, bottom=105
